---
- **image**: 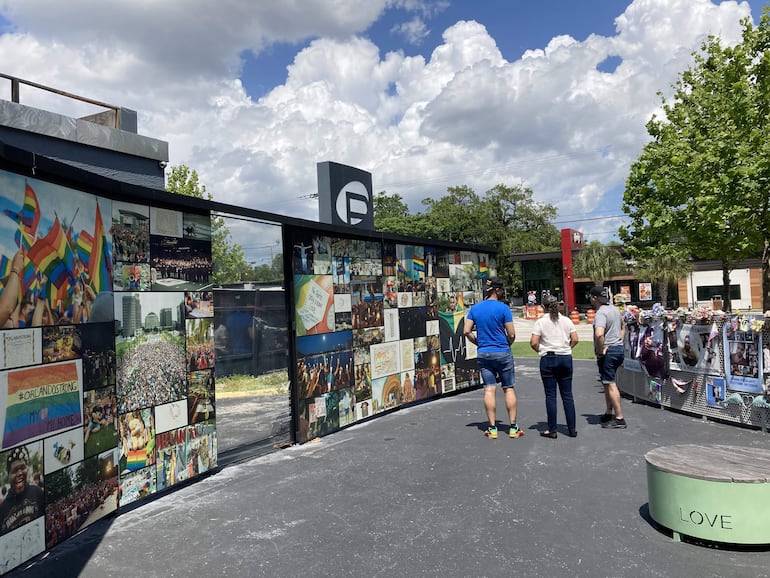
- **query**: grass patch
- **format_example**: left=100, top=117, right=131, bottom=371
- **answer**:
left=217, top=370, right=289, bottom=396
left=511, top=341, right=595, bottom=360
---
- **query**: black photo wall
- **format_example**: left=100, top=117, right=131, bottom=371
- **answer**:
left=289, top=228, right=495, bottom=442
left=0, top=169, right=217, bottom=574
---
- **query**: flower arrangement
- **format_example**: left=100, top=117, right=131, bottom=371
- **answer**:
left=622, top=304, right=640, bottom=324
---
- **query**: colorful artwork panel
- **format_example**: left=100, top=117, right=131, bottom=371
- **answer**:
left=150, top=236, right=212, bottom=291
left=401, top=371, right=416, bottom=404
left=0, top=360, right=83, bottom=449
left=352, top=327, right=383, bottom=347
left=113, top=262, right=151, bottom=291
left=43, top=428, right=84, bottom=475
left=184, top=290, right=214, bottom=319
left=350, top=276, right=383, bottom=330
left=186, top=318, right=215, bottom=372
left=0, top=173, right=113, bottom=327
left=118, top=408, right=155, bottom=475
left=623, top=322, right=642, bottom=372
left=372, top=374, right=401, bottom=412
left=83, top=386, right=117, bottom=459
left=353, top=363, right=372, bottom=401
left=0, top=441, right=44, bottom=537
left=155, top=426, right=188, bottom=491
left=294, top=275, right=334, bottom=336
left=44, top=448, right=118, bottom=549
left=187, top=419, right=217, bottom=475
left=296, top=349, right=353, bottom=398
left=188, top=370, right=215, bottom=425
left=111, top=200, right=149, bottom=264
left=115, top=292, right=186, bottom=413
left=42, top=325, right=81, bottom=364
left=119, top=465, right=156, bottom=507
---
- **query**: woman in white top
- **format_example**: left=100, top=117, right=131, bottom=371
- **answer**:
left=529, top=296, right=579, bottom=439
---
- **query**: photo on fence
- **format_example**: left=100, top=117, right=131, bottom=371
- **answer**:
left=0, top=360, right=83, bottom=450
left=673, top=323, right=720, bottom=375
left=44, top=447, right=119, bottom=549
left=0, top=441, right=44, bottom=537
left=150, top=235, right=212, bottom=291
left=118, top=408, right=156, bottom=476
left=83, top=386, right=117, bottom=459
left=114, top=292, right=186, bottom=413
left=637, top=321, right=668, bottom=380
left=706, top=376, right=727, bottom=408
left=0, top=172, right=113, bottom=328
left=723, top=317, right=763, bottom=394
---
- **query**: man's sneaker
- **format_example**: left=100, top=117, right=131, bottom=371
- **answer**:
left=485, top=426, right=498, bottom=439
left=602, top=418, right=627, bottom=429
left=600, top=413, right=613, bottom=424
left=509, top=427, right=524, bottom=439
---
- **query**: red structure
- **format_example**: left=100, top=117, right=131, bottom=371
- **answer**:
left=560, top=228, right=583, bottom=311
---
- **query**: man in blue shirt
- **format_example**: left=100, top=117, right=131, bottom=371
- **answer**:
left=463, top=277, right=523, bottom=439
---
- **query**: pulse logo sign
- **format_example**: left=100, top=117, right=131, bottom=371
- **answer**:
left=335, top=181, right=370, bottom=226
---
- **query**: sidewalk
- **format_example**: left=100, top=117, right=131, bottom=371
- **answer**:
left=14, top=358, right=770, bottom=578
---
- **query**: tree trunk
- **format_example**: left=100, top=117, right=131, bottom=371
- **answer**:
left=722, top=263, right=731, bottom=313
left=659, top=283, right=669, bottom=309
left=763, top=239, right=770, bottom=313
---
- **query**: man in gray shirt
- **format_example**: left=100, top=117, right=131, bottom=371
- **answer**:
left=589, top=286, right=626, bottom=428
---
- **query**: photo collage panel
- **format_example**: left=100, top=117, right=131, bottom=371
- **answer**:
left=0, top=170, right=218, bottom=573
left=291, top=230, right=492, bottom=443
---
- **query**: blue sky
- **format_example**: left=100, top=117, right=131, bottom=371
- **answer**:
left=242, top=1, right=625, bottom=100
left=0, top=1, right=765, bottom=264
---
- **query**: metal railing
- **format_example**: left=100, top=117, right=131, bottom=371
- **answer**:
left=1, top=72, right=121, bottom=128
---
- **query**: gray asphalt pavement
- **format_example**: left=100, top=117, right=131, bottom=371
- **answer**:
left=13, top=357, right=770, bottom=578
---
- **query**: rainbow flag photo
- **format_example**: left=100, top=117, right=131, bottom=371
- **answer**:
left=1, top=360, right=83, bottom=449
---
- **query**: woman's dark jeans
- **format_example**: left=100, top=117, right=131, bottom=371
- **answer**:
left=539, top=354, right=576, bottom=433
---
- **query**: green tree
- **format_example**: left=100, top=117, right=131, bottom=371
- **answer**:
left=621, top=15, right=770, bottom=311
left=572, top=241, right=627, bottom=286
left=165, top=165, right=251, bottom=285
left=373, top=192, right=425, bottom=235
left=632, top=246, right=692, bottom=308
left=375, top=184, right=560, bottom=294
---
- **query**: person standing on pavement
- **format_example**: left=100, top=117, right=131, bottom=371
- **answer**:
left=589, top=286, right=626, bottom=428
left=463, top=277, right=523, bottom=440
left=529, top=295, right=579, bottom=439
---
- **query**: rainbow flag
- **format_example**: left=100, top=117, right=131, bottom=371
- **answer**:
left=478, top=258, right=488, bottom=279
left=126, top=449, right=147, bottom=471
left=20, top=183, right=40, bottom=233
left=14, top=227, right=34, bottom=252
left=397, top=259, right=406, bottom=275
left=76, top=229, right=94, bottom=265
left=3, top=362, right=81, bottom=448
left=0, top=255, right=12, bottom=279
left=412, top=255, right=425, bottom=272
left=27, top=218, right=71, bottom=288
left=89, top=202, right=111, bottom=292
